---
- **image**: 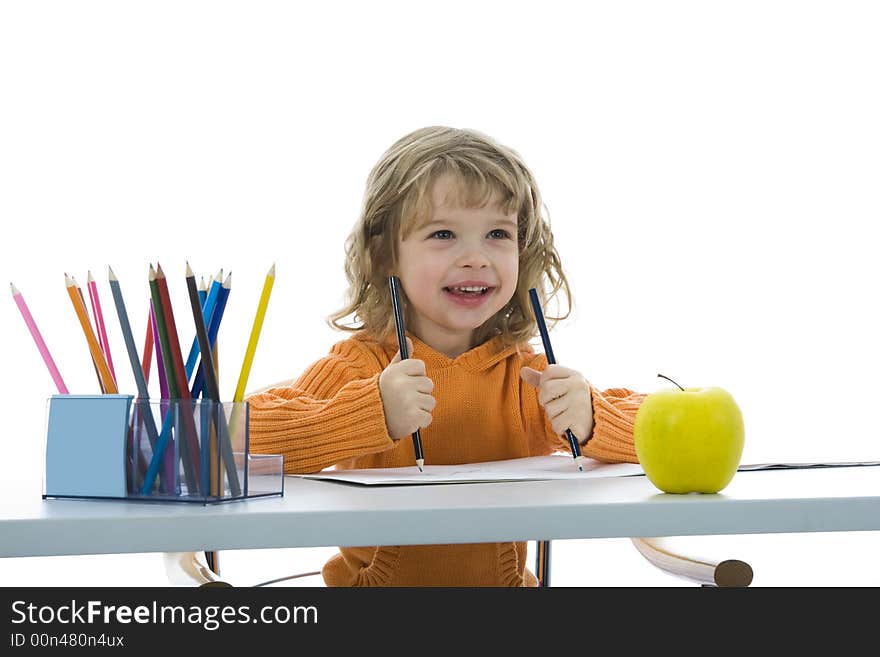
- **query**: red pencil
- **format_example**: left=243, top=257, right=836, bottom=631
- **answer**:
left=154, top=264, right=190, bottom=398
left=153, top=263, right=202, bottom=491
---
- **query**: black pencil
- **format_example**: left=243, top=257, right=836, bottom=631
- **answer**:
left=528, top=288, right=586, bottom=471
left=388, top=276, right=425, bottom=472
left=185, top=262, right=242, bottom=497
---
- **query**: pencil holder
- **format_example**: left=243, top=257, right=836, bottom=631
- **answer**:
left=43, top=395, right=283, bottom=504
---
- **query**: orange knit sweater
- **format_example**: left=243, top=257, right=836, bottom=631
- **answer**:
left=247, top=331, right=645, bottom=587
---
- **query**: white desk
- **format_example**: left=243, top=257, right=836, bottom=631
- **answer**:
left=1, top=466, right=879, bottom=558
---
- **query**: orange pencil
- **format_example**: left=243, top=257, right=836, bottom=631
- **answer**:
left=65, top=274, right=118, bottom=393
left=73, top=278, right=104, bottom=393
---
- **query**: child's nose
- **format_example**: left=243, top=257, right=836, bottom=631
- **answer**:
left=454, top=242, right=491, bottom=268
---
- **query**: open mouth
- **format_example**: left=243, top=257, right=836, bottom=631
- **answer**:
left=442, top=285, right=494, bottom=297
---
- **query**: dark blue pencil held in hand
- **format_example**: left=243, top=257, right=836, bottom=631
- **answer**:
left=388, top=276, right=425, bottom=472
left=528, top=288, right=586, bottom=471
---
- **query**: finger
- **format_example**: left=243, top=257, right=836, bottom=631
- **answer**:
left=538, top=379, right=568, bottom=406
left=398, top=359, right=427, bottom=376
left=417, top=409, right=433, bottom=429
left=417, top=393, right=436, bottom=412
left=551, top=411, right=576, bottom=437
left=520, top=366, right=541, bottom=388
left=541, top=364, right=574, bottom=382
left=389, top=338, right=414, bottom=364
left=414, top=377, right=434, bottom=394
left=543, top=395, right=568, bottom=420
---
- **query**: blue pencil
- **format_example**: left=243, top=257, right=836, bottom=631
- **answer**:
left=190, top=272, right=231, bottom=399
left=528, top=288, right=585, bottom=471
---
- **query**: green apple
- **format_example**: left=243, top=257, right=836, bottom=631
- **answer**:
left=634, top=376, right=744, bottom=494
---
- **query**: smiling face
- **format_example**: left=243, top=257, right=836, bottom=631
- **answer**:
left=395, top=174, right=520, bottom=358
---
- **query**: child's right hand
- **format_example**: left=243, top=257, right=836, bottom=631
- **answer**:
left=379, top=337, right=436, bottom=440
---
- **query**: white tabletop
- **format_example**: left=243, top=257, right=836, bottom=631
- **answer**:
left=2, top=466, right=879, bottom=558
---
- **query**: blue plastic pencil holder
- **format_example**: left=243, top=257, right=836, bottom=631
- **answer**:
left=43, top=395, right=283, bottom=504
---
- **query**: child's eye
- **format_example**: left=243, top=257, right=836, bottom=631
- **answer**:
left=429, top=230, right=454, bottom=240
left=488, top=229, right=512, bottom=239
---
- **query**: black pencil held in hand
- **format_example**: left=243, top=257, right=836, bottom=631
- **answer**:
left=388, top=276, right=425, bottom=471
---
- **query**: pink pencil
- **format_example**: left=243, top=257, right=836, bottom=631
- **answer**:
left=11, top=282, right=69, bottom=394
left=150, top=301, right=170, bottom=401
left=87, top=271, right=116, bottom=385
left=142, top=306, right=153, bottom=386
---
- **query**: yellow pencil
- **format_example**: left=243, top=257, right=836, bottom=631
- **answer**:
left=65, top=274, right=118, bottom=394
left=233, top=264, right=275, bottom=402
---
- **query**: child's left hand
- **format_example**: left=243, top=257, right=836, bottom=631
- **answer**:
left=520, top=364, right=594, bottom=443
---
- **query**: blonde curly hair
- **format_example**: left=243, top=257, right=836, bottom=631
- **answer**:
left=329, top=126, right=572, bottom=347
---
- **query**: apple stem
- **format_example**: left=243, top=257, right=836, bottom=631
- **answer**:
left=657, top=373, right=685, bottom=391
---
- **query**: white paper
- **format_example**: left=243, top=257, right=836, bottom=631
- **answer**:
left=297, top=454, right=646, bottom=486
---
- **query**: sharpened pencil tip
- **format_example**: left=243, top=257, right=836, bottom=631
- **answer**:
left=10, top=282, right=19, bottom=296
left=108, top=266, right=116, bottom=281
left=87, top=270, right=94, bottom=283
left=268, top=263, right=276, bottom=277
left=185, top=261, right=194, bottom=277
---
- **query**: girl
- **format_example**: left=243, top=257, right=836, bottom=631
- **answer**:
left=247, top=126, right=645, bottom=586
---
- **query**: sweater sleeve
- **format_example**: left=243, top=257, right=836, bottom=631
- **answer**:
left=583, top=384, right=644, bottom=463
left=246, top=339, right=395, bottom=474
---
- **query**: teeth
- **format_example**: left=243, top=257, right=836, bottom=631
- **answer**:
left=451, top=286, right=489, bottom=293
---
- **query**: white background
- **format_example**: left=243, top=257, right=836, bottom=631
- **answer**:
left=1, top=1, right=878, bottom=586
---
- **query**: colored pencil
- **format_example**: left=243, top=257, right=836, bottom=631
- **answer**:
left=233, top=264, right=275, bottom=403
left=185, top=269, right=222, bottom=382
left=152, top=299, right=176, bottom=492
left=137, top=297, right=177, bottom=495
left=185, top=262, right=241, bottom=496
left=65, top=275, right=118, bottom=393
left=150, top=302, right=169, bottom=401
left=148, top=264, right=200, bottom=493
left=11, top=282, right=69, bottom=394
left=87, top=270, right=116, bottom=385
left=198, top=276, right=207, bottom=307
left=142, top=308, right=153, bottom=386
left=156, top=264, right=205, bottom=490
left=73, top=278, right=104, bottom=393
left=527, top=288, right=585, bottom=470
left=108, top=268, right=158, bottom=406
left=152, top=299, right=176, bottom=489
left=388, top=275, right=425, bottom=471
left=108, top=267, right=161, bottom=490
left=190, top=272, right=231, bottom=399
